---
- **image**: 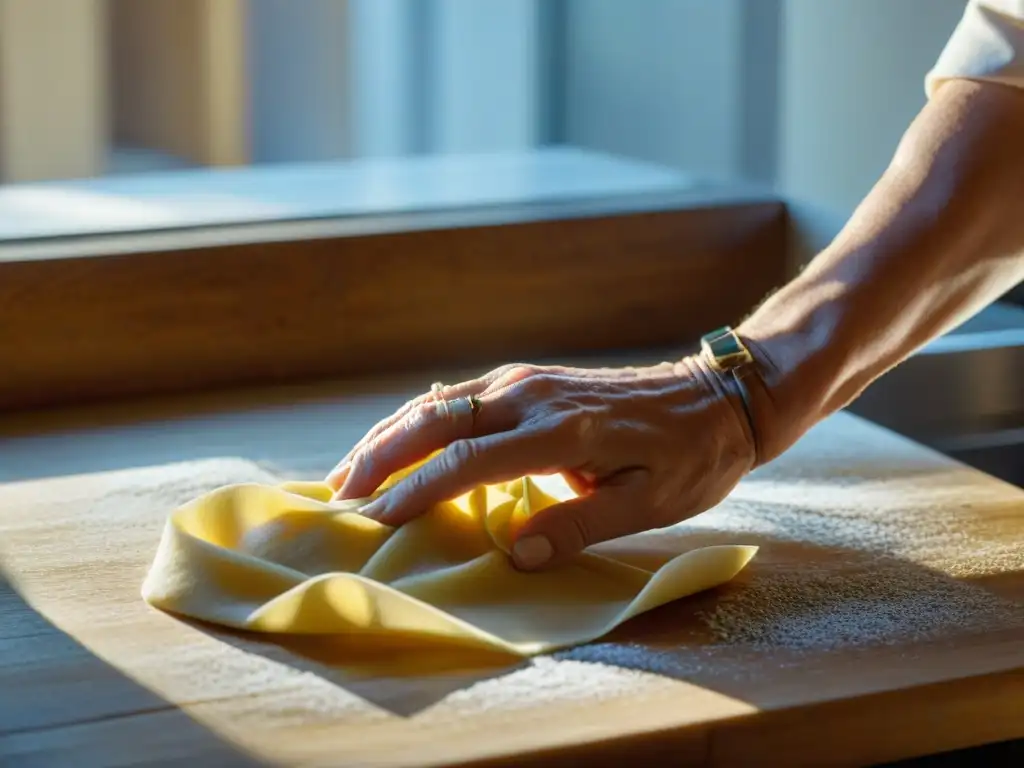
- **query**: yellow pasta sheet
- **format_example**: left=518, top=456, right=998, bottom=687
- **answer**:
left=142, top=467, right=756, bottom=656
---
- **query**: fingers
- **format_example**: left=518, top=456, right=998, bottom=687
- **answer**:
left=560, top=468, right=597, bottom=496
left=324, top=397, right=427, bottom=489
left=324, top=376, right=493, bottom=490
left=325, top=364, right=547, bottom=490
left=334, top=391, right=521, bottom=501
left=358, top=424, right=583, bottom=527
left=511, top=473, right=647, bottom=571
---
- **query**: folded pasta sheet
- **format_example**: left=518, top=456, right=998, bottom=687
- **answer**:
left=142, top=468, right=756, bottom=656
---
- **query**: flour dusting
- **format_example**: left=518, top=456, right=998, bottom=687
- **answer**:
left=701, top=559, right=1023, bottom=651
left=673, top=417, right=1024, bottom=652
left=437, top=656, right=677, bottom=716
left=553, top=641, right=763, bottom=680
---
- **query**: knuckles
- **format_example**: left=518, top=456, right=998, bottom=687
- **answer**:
left=518, top=371, right=562, bottom=400
left=399, top=463, right=432, bottom=500
left=405, top=400, right=440, bottom=431
left=443, top=438, right=479, bottom=471
left=491, top=363, right=543, bottom=391
left=348, top=444, right=377, bottom=482
left=565, top=510, right=593, bottom=550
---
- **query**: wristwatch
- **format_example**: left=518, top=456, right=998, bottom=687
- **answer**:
left=699, top=325, right=762, bottom=463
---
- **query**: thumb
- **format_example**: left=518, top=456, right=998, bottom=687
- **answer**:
left=510, top=480, right=643, bottom=571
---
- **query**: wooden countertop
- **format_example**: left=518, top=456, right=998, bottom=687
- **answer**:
left=1, top=368, right=1022, bottom=767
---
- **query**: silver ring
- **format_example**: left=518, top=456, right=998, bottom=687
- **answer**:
left=430, top=382, right=450, bottom=419
left=446, top=395, right=482, bottom=427
left=448, top=396, right=473, bottom=422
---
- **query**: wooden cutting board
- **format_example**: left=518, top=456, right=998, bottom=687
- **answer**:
left=1, top=393, right=1022, bottom=767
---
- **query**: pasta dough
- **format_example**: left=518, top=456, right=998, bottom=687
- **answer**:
left=141, top=466, right=756, bottom=656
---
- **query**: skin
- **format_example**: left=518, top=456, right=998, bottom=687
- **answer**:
left=326, top=79, right=1024, bottom=571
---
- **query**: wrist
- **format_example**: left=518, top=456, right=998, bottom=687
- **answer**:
left=734, top=311, right=852, bottom=465
left=683, top=352, right=758, bottom=471
left=694, top=325, right=788, bottom=468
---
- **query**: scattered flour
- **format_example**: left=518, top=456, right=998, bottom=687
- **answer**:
left=700, top=558, right=1023, bottom=651
left=679, top=478, right=1024, bottom=651
left=435, top=655, right=678, bottom=716
left=653, top=414, right=1024, bottom=654
left=553, top=641, right=764, bottom=680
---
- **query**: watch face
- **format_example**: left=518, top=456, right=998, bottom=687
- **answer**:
left=701, top=326, right=752, bottom=371
left=701, top=326, right=731, bottom=344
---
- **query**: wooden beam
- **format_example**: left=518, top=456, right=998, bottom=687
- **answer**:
left=109, top=0, right=248, bottom=167
left=0, top=0, right=108, bottom=182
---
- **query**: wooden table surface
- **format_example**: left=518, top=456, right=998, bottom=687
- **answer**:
left=1, top=366, right=1022, bottom=767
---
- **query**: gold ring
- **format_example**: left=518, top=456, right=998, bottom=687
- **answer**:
left=467, top=395, right=482, bottom=422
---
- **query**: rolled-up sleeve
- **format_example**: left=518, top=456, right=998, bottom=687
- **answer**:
left=925, top=0, right=1024, bottom=97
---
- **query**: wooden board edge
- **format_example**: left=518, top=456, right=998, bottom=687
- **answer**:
left=0, top=199, right=788, bottom=413
left=707, top=668, right=1024, bottom=767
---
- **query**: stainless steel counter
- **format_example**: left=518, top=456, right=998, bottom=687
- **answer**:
left=848, top=301, right=1024, bottom=487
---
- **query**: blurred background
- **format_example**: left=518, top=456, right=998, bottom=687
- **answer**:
left=0, top=0, right=972, bottom=240
left=0, top=0, right=1021, bottom=486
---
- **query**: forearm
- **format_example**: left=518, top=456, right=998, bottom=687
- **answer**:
left=737, top=80, right=1024, bottom=462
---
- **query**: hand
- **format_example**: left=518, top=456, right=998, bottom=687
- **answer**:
left=325, top=357, right=758, bottom=571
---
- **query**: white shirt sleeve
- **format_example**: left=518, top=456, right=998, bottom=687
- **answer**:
left=925, top=0, right=1024, bottom=97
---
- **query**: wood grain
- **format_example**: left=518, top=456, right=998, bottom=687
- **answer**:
left=0, top=374, right=1021, bottom=767
left=0, top=200, right=787, bottom=413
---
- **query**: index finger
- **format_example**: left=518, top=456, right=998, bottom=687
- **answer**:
left=334, top=390, right=519, bottom=501
left=325, top=376, right=491, bottom=488
left=360, top=423, right=582, bottom=527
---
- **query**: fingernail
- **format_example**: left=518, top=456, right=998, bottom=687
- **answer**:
left=325, top=461, right=351, bottom=489
left=513, top=535, right=553, bottom=570
left=359, top=496, right=387, bottom=520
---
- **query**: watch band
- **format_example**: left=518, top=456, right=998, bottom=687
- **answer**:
left=700, top=326, right=762, bottom=463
